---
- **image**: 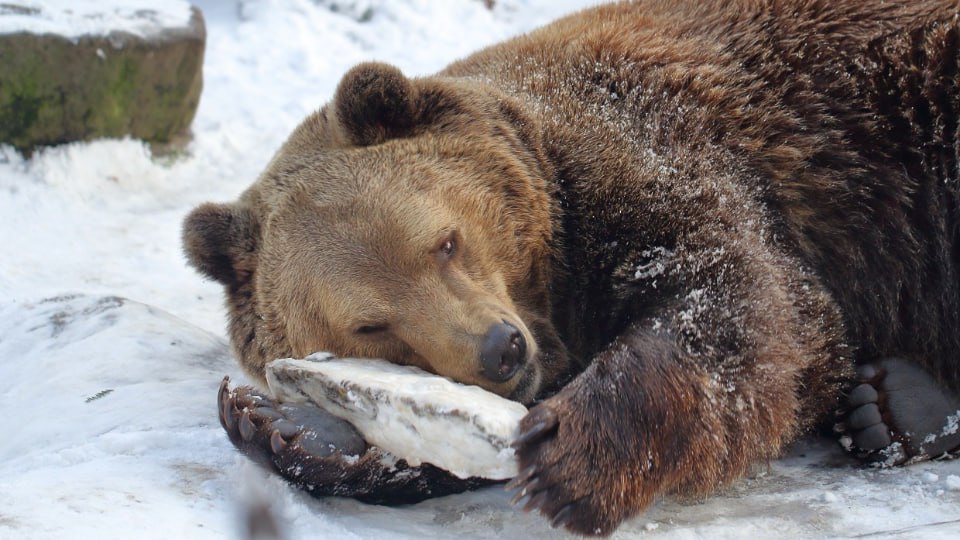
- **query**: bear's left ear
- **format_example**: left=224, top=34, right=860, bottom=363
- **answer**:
left=332, top=62, right=418, bottom=146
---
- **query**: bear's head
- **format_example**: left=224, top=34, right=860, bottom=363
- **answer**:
left=183, top=63, right=570, bottom=404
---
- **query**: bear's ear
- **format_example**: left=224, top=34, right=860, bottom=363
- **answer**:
left=182, top=202, right=259, bottom=286
left=332, top=62, right=418, bottom=146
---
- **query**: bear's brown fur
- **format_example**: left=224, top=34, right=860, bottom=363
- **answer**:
left=185, top=0, right=960, bottom=535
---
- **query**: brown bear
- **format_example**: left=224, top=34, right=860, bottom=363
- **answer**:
left=183, top=0, right=960, bottom=535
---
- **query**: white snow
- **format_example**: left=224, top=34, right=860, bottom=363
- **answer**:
left=267, top=356, right=527, bottom=479
left=1, top=0, right=959, bottom=539
left=947, top=475, right=960, bottom=491
left=0, top=0, right=194, bottom=38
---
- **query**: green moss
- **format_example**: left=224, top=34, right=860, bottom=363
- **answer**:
left=107, top=58, right=137, bottom=127
left=1, top=91, right=38, bottom=137
left=0, top=65, right=57, bottom=148
left=0, top=9, right=205, bottom=153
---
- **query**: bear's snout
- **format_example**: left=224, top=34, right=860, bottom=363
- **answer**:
left=479, top=321, right=526, bottom=382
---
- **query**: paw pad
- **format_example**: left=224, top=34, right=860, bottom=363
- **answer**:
left=840, top=359, right=960, bottom=465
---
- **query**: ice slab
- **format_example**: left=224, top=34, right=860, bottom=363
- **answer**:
left=266, top=355, right=528, bottom=479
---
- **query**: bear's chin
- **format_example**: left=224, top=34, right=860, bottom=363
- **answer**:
left=506, top=361, right=542, bottom=405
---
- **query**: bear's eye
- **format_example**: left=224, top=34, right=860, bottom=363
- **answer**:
left=436, top=231, right=458, bottom=261
left=355, top=323, right=389, bottom=335
left=440, top=239, right=455, bottom=257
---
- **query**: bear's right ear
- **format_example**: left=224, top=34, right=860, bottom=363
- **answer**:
left=182, top=202, right=259, bottom=286
left=332, top=62, right=418, bottom=146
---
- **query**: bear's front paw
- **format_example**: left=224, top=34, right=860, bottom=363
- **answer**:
left=218, top=376, right=373, bottom=485
left=507, top=394, right=625, bottom=537
left=218, top=377, right=491, bottom=504
left=841, top=359, right=960, bottom=466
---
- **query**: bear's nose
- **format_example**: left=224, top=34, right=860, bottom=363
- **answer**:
left=479, top=321, right=526, bottom=382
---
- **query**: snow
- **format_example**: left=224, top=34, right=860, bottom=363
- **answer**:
left=947, top=475, right=960, bottom=491
left=1, top=0, right=959, bottom=538
left=0, top=0, right=194, bottom=38
left=267, top=356, right=527, bottom=479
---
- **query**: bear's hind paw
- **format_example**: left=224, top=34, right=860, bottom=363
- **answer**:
left=839, top=359, right=960, bottom=466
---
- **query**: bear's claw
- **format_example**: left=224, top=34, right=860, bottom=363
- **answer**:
left=217, top=376, right=493, bottom=504
left=511, top=407, right=559, bottom=448
left=508, top=394, right=618, bottom=537
left=550, top=504, right=574, bottom=529
left=840, top=358, right=960, bottom=466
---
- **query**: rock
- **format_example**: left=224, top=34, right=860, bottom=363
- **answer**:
left=0, top=2, right=205, bottom=153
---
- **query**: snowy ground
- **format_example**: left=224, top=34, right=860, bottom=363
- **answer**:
left=1, top=1, right=959, bottom=538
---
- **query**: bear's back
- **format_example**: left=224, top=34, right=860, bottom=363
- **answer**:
left=446, top=0, right=960, bottom=381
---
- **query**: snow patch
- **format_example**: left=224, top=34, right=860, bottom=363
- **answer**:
left=0, top=0, right=194, bottom=39
left=946, top=475, right=960, bottom=491
left=634, top=246, right=675, bottom=281
left=819, top=491, right=840, bottom=503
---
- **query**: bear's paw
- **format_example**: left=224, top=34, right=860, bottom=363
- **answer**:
left=217, top=377, right=492, bottom=503
left=507, top=387, right=636, bottom=537
left=841, top=358, right=960, bottom=466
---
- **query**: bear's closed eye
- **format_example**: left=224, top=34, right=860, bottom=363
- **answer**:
left=355, top=324, right=389, bottom=335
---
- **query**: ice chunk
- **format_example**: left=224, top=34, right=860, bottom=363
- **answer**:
left=266, top=355, right=528, bottom=480
left=946, top=475, right=960, bottom=491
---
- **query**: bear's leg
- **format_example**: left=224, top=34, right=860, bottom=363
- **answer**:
left=507, top=229, right=852, bottom=536
left=508, top=325, right=820, bottom=536
left=218, top=377, right=493, bottom=504
left=842, top=358, right=960, bottom=466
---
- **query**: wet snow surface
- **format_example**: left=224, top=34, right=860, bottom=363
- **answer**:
left=1, top=0, right=959, bottom=538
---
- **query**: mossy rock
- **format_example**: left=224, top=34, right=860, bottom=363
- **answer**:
left=0, top=7, right=205, bottom=153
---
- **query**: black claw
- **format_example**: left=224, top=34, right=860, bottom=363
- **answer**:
left=509, top=476, right=543, bottom=505
left=505, top=464, right=537, bottom=491
left=513, top=421, right=550, bottom=448
left=523, top=476, right=543, bottom=495
left=513, top=418, right=559, bottom=449
left=218, top=397, right=227, bottom=428
left=218, top=377, right=230, bottom=410
left=523, top=490, right=549, bottom=512
left=222, top=397, right=238, bottom=431
left=270, top=429, right=288, bottom=454
left=217, top=377, right=236, bottom=431
left=550, top=505, right=574, bottom=529
left=510, top=489, right=529, bottom=506
left=513, top=406, right=559, bottom=448
left=239, top=409, right=256, bottom=442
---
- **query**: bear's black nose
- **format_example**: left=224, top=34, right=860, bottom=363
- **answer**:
left=480, top=321, right=526, bottom=382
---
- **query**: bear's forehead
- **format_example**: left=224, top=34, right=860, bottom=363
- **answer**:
left=258, top=128, right=502, bottom=204
left=265, top=189, right=455, bottom=274
left=254, top=141, right=490, bottom=285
